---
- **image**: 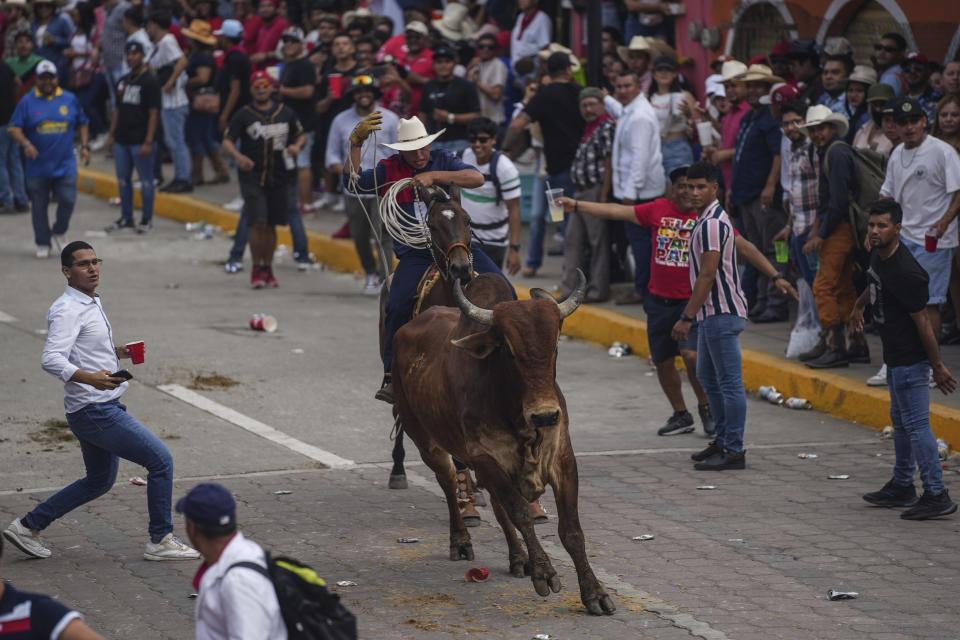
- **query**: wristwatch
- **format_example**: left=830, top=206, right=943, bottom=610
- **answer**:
left=679, top=313, right=695, bottom=323
left=509, top=243, right=521, bottom=252
left=447, top=112, right=456, bottom=125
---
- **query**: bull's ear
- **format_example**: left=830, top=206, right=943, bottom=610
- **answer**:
left=451, top=330, right=499, bottom=359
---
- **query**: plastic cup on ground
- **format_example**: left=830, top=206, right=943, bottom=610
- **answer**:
left=328, top=74, right=344, bottom=99
left=926, top=227, right=939, bottom=252
left=696, top=121, right=714, bottom=147
left=774, top=239, right=788, bottom=264
left=546, top=188, right=565, bottom=222
left=125, top=341, right=145, bottom=364
left=249, top=314, right=278, bottom=333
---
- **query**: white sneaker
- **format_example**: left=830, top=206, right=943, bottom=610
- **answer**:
left=223, top=197, right=244, bottom=211
left=867, top=364, right=887, bottom=387
left=144, top=533, right=200, bottom=561
left=330, top=196, right=345, bottom=212
left=35, top=245, right=50, bottom=259
left=51, top=234, right=66, bottom=253
left=89, top=133, right=108, bottom=152
left=363, top=274, right=382, bottom=295
left=3, top=518, right=52, bottom=558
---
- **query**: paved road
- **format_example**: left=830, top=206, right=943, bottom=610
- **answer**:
left=1, top=196, right=959, bottom=639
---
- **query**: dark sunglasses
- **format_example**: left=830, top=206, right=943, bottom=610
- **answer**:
left=874, top=44, right=901, bottom=53
left=281, top=36, right=300, bottom=43
left=469, top=135, right=493, bottom=143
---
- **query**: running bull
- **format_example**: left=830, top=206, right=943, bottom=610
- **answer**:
left=392, top=270, right=616, bottom=615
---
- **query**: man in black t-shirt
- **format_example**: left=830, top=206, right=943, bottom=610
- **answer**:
left=278, top=26, right=318, bottom=215
left=851, top=200, right=957, bottom=521
left=214, top=19, right=251, bottom=134
left=0, top=536, right=103, bottom=639
left=418, top=45, right=481, bottom=155
left=223, top=70, right=305, bottom=290
left=503, top=50, right=586, bottom=276
left=105, top=41, right=161, bottom=234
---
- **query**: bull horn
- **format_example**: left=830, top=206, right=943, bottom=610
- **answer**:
left=453, top=278, right=494, bottom=325
left=529, top=288, right=554, bottom=301
left=556, top=269, right=586, bottom=319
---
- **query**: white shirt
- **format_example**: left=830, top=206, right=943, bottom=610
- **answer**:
left=461, top=147, right=522, bottom=246
left=195, top=533, right=287, bottom=640
left=42, top=286, right=127, bottom=414
left=326, top=106, right=400, bottom=198
left=473, top=58, right=507, bottom=124
left=149, top=33, right=188, bottom=110
left=122, top=29, right=154, bottom=75
left=610, top=94, right=664, bottom=201
left=510, top=10, right=551, bottom=68
left=881, top=135, right=960, bottom=248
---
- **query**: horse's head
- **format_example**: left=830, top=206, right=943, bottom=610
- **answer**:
left=419, top=184, right=473, bottom=283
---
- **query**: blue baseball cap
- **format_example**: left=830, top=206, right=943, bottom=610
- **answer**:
left=176, top=483, right=236, bottom=529
left=213, top=19, right=243, bottom=39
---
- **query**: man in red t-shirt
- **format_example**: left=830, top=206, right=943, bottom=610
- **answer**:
left=558, top=167, right=715, bottom=437
left=377, top=21, right=434, bottom=118
left=248, top=0, right=288, bottom=69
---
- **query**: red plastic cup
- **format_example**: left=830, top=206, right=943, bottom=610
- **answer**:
left=328, top=73, right=343, bottom=99
left=249, top=314, right=278, bottom=333
left=925, top=228, right=939, bottom=252
left=464, top=567, right=490, bottom=582
left=126, top=341, right=145, bottom=365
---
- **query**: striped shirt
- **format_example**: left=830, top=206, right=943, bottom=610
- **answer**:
left=460, top=148, right=521, bottom=247
left=689, top=200, right=748, bottom=320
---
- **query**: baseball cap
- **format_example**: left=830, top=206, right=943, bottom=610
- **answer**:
left=704, top=74, right=725, bottom=97
left=282, top=26, right=304, bottom=42
left=405, top=21, right=429, bottom=37
left=546, top=50, right=572, bottom=74
left=904, top=52, right=929, bottom=67
left=891, top=96, right=924, bottom=122
left=250, top=69, right=276, bottom=86
left=432, top=45, right=456, bottom=61
left=214, top=19, right=243, bottom=39
left=36, top=60, right=57, bottom=76
left=770, top=83, right=800, bottom=106
left=788, top=38, right=819, bottom=60
left=125, top=40, right=145, bottom=55
left=175, top=483, right=236, bottom=530
left=653, top=55, right=677, bottom=71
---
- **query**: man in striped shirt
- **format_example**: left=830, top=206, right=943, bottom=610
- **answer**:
left=672, top=162, right=795, bottom=470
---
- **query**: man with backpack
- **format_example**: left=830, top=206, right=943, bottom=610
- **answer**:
left=460, top=117, right=522, bottom=273
left=800, top=105, right=874, bottom=368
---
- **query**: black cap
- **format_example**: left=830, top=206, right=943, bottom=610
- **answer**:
left=546, top=51, right=572, bottom=74
left=125, top=40, right=145, bottom=54
left=653, top=55, right=677, bottom=71
left=432, top=45, right=456, bottom=61
left=175, top=483, right=236, bottom=530
left=788, top=38, right=819, bottom=60
left=891, top=96, right=924, bottom=122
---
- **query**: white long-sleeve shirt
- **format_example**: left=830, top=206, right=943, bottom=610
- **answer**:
left=609, top=94, right=664, bottom=201
left=195, top=532, right=287, bottom=640
left=42, top=286, right=127, bottom=413
left=510, top=10, right=551, bottom=68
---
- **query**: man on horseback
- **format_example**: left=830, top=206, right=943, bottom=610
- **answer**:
left=347, top=112, right=509, bottom=404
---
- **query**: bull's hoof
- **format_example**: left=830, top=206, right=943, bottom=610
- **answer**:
left=509, top=558, right=530, bottom=578
left=388, top=474, right=408, bottom=490
left=583, top=594, right=617, bottom=616
left=532, top=578, right=551, bottom=597
left=463, top=514, right=481, bottom=528
left=449, top=542, right=475, bottom=561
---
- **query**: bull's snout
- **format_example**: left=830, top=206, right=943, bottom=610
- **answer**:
left=529, top=409, right=561, bottom=428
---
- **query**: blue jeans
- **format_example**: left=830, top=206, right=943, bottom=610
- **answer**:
left=229, top=204, right=249, bottom=263
left=624, top=223, right=651, bottom=295
left=27, top=174, right=77, bottom=247
left=696, top=313, right=747, bottom=453
left=230, top=182, right=309, bottom=262
left=790, top=232, right=818, bottom=287
left=661, top=138, right=694, bottom=176
left=161, top=106, right=192, bottom=182
left=889, top=361, right=944, bottom=494
left=382, top=245, right=511, bottom=373
left=185, top=110, right=220, bottom=156
left=114, top=143, right=156, bottom=225
left=526, top=169, right=574, bottom=269
left=0, top=125, right=27, bottom=206
left=75, top=72, right=108, bottom=138
left=23, top=401, right=174, bottom=543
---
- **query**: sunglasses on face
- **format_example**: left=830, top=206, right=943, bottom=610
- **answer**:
left=469, top=136, right=493, bottom=143
left=353, top=74, right=375, bottom=86
left=874, top=44, right=900, bottom=53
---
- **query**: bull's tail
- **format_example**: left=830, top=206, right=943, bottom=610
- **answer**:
left=389, top=413, right=407, bottom=489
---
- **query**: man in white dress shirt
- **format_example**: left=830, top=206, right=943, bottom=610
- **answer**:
left=2, top=241, right=198, bottom=563
left=180, top=483, right=287, bottom=640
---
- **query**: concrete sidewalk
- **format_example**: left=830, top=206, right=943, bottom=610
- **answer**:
left=76, top=156, right=960, bottom=450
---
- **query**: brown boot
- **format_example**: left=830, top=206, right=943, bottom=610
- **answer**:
left=846, top=331, right=871, bottom=364
left=529, top=499, right=548, bottom=524
left=456, top=471, right=481, bottom=527
left=191, top=155, right=206, bottom=186
left=209, top=152, right=230, bottom=184
left=798, top=331, right=828, bottom=362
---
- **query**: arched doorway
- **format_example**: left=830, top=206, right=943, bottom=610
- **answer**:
left=726, top=1, right=796, bottom=62
left=818, top=0, right=916, bottom=64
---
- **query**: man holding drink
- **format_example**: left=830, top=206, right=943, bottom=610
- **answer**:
left=2, top=241, right=199, bottom=562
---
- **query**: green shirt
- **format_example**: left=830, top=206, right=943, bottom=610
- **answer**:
left=5, top=54, right=43, bottom=81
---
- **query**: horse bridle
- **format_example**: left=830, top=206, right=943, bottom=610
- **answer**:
left=430, top=240, right=474, bottom=282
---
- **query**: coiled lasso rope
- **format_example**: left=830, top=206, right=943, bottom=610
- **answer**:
left=378, top=177, right=431, bottom=249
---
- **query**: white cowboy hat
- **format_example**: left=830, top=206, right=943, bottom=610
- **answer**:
left=432, top=2, right=476, bottom=42
left=381, top=117, right=445, bottom=152
left=848, top=64, right=877, bottom=86
left=739, top=64, right=784, bottom=85
left=617, top=35, right=651, bottom=63
left=719, top=60, right=747, bottom=83
left=537, top=42, right=581, bottom=73
left=799, top=104, right=849, bottom=138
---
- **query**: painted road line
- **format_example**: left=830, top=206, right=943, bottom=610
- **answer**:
left=404, top=469, right=732, bottom=640
left=0, top=311, right=17, bottom=323
left=157, top=384, right=355, bottom=469
left=576, top=439, right=881, bottom=457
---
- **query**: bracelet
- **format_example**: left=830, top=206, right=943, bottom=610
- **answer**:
left=680, top=313, right=695, bottom=323
left=509, top=243, right=521, bottom=251
left=447, top=112, right=455, bottom=125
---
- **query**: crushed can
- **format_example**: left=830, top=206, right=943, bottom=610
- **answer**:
left=937, top=439, right=949, bottom=461
left=766, top=392, right=784, bottom=405
left=827, top=589, right=858, bottom=601
left=797, top=453, right=819, bottom=459
left=185, top=221, right=206, bottom=231
left=881, top=425, right=894, bottom=439
left=607, top=341, right=632, bottom=358
left=758, top=385, right=778, bottom=400
left=785, top=397, right=812, bottom=410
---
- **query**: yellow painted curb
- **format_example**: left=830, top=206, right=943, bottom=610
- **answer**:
left=77, top=168, right=960, bottom=451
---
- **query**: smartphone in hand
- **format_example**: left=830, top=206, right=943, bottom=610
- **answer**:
left=111, top=369, right=133, bottom=380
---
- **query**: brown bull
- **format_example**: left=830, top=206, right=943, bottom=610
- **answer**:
left=392, top=270, right=616, bottom=615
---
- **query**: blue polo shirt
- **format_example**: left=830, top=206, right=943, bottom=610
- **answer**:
left=730, top=105, right=781, bottom=207
left=9, top=87, right=88, bottom=178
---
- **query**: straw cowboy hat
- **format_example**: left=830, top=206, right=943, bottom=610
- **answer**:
left=381, top=117, right=445, bottom=152
left=739, top=63, right=784, bottom=84
left=182, top=19, right=217, bottom=46
left=719, top=60, right=747, bottom=83
left=617, top=35, right=652, bottom=62
left=537, top=42, right=581, bottom=73
left=848, top=64, right=878, bottom=87
left=432, top=2, right=476, bottom=42
left=799, top=104, right=849, bottom=138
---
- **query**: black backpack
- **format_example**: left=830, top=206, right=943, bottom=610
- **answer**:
left=228, top=554, right=357, bottom=640
left=456, top=149, right=503, bottom=204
